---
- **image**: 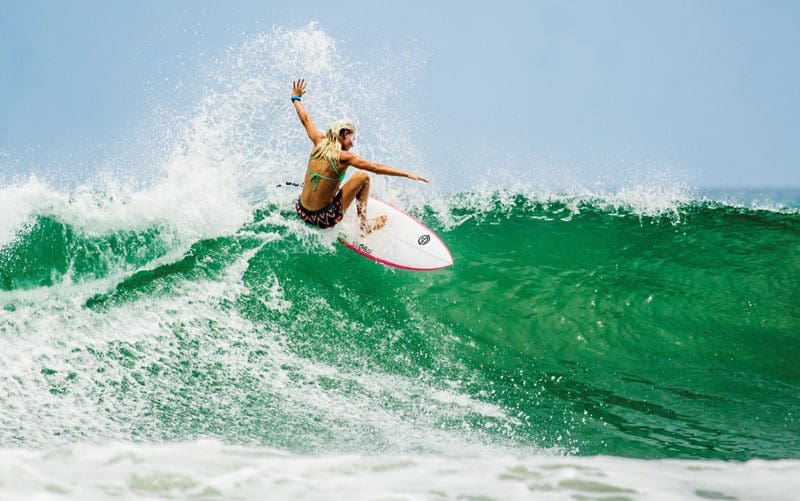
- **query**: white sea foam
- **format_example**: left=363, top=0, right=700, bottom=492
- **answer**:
left=0, top=440, right=796, bottom=501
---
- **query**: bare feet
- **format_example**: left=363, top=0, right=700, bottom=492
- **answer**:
left=360, top=214, right=388, bottom=236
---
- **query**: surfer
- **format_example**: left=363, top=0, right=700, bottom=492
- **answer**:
left=291, top=78, right=428, bottom=234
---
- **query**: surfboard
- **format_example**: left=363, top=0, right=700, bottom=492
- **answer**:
left=337, top=197, right=453, bottom=271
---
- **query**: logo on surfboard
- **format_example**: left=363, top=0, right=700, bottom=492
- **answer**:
left=417, top=234, right=430, bottom=246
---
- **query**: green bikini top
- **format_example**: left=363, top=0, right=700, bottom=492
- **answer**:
left=307, top=152, right=345, bottom=191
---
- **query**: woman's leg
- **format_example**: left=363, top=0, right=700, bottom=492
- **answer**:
left=339, top=171, right=387, bottom=234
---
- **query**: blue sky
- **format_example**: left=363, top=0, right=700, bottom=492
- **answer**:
left=1, top=0, right=798, bottom=187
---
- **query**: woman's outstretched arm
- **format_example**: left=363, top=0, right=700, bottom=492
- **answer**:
left=340, top=151, right=429, bottom=183
left=291, top=79, right=325, bottom=144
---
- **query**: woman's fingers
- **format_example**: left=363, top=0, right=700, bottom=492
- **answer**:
left=292, top=78, right=307, bottom=95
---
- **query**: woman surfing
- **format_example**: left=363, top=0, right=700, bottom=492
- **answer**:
left=291, top=78, right=428, bottom=235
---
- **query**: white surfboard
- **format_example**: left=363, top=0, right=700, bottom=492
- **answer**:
left=337, top=197, right=453, bottom=271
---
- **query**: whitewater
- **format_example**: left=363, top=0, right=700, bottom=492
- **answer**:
left=1, top=24, right=798, bottom=500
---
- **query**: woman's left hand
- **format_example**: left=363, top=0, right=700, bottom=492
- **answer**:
left=292, top=78, right=306, bottom=97
left=407, top=172, right=429, bottom=183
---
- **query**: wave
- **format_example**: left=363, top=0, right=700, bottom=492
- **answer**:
left=1, top=191, right=798, bottom=460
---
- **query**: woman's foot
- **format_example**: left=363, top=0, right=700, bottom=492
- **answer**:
left=360, top=214, right=388, bottom=236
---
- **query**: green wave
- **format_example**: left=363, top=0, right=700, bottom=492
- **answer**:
left=0, top=216, right=172, bottom=290
left=2, top=196, right=798, bottom=459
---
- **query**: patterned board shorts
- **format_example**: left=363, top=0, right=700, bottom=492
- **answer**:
left=295, top=191, right=344, bottom=229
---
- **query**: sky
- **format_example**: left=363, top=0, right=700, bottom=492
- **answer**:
left=0, top=0, right=798, bottom=188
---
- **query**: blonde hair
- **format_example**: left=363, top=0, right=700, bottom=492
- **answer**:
left=311, top=119, right=356, bottom=162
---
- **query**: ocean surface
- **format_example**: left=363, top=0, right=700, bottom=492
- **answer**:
left=1, top=25, right=799, bottom=500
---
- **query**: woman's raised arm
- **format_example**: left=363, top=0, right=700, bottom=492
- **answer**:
left=291, top=79, right=325, bottom=144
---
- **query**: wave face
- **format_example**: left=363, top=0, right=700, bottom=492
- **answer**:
left=1, top=193, right=798, bottom=461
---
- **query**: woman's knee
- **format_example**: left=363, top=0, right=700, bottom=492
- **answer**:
left=353, top=171, right=369, bottom=184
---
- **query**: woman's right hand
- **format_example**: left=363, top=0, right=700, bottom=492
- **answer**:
left=292, top=78, right=306, bottom=97
left=407, top=172, right=429, bottom=183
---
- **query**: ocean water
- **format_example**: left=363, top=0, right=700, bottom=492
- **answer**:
left=1, top=25, right=799, bottom=500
